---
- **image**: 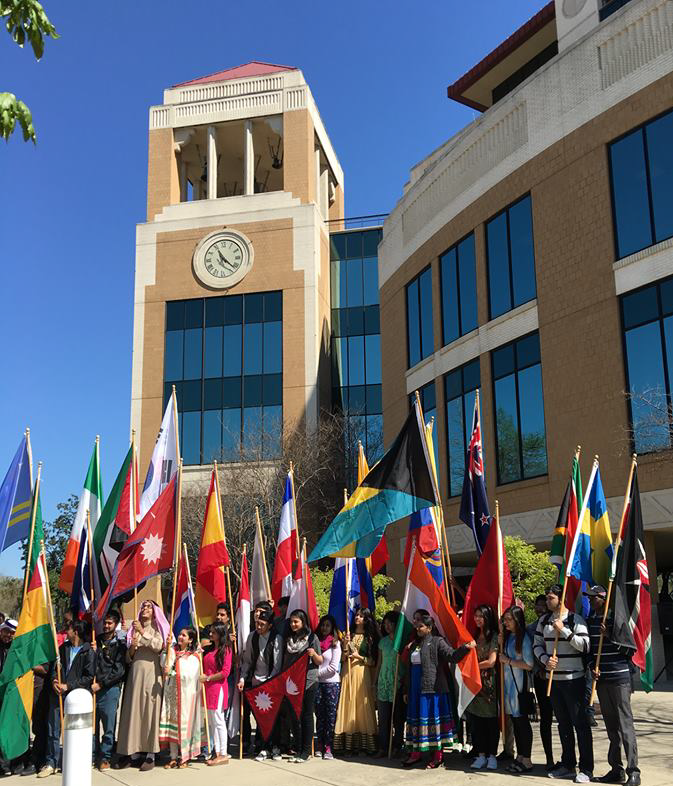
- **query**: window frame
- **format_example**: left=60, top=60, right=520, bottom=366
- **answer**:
left=443, top=359, right=481, bottom=498
left=406, top=264, right=434, bottom=369
left=439, top=231, right=478, bottom=347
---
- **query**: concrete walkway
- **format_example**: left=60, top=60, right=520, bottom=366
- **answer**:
left=16, top=692, right=673, bottom=785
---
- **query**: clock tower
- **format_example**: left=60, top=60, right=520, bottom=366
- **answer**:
left=132, top=62, right=345, bottom=480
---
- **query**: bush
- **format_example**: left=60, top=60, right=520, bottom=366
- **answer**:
left=311, top=567, right=399, bottom=624
left=504, top=535, right=556, bottom=623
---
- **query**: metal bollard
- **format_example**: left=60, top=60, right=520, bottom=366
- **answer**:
left=62, top=689, right=93, bottom=786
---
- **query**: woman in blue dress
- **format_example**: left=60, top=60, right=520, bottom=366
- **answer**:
left=499, top=605, right=535, bottom=774
left=402, top=611, right=475, bottom=769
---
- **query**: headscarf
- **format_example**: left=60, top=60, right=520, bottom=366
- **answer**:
left=126, top=601, right=170, bottom=647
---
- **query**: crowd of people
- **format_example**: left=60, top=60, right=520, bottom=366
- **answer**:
left=0, top=583, right=642, bottom=784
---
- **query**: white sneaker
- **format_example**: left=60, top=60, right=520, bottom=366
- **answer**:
left=471, top=755, right=487, bottom=769
left=255, top=750, right=268, bottom=762
left=271, top=748, right=283, bottom=761
left=574, top=773, right=591, bottom=784
left=37, top=766, right=55, bottom=779
left=487, top=756, right=498, bottom=770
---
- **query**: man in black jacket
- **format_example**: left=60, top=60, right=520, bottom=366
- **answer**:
left=91, top=610, right=126, bottom=771
left=38, top=618, right=95, bottom=779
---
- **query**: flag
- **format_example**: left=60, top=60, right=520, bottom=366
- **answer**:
left=60, top=440, right=103, bottom=601
left=244, top=655, right=308, bottom=741
left=92, top=445, right=135, bottom=592
left=228, top=549, right=252, bottom=739
left=139, top=390, right=179, bottom=519
left=287, top=543, right=319, bottom=631
left=567, top=461, right=599, bottom=585
left=404, top=507, right=440, bottom=566
left=172, top=550, right=195, bottom=637
left=355, top=558, right=375, bottom=611
left=194, top=471, right=230, bottom=626
left=0, top=436, right=32, bottom=553
left=550, top=454, right=584, bottom=613
left=271, top=472, right=298, bottom=602
left=393, top=542, right=481, bottom=716
left=251, top=514, right=271, bottom=605
left=422, top=548, right=445, bottom=593
left=95, top=476, right=177, bottom=620
left=459, top=397, right=491, bottom=554
left=309, top=401, right=438, bottom=562
left=328, top=558, right=360, bottom=633
left=612, top=469, right=652, bottom=691
left=358, top=444, right=389, bottom=576
left=588, top=468, right=613, bottom=589
left=462, top=515, right=514, bottom=639
left=0, top=532, right=56, bottom=759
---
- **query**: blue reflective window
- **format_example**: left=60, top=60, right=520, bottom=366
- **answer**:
left=621, top=277, right=673, bottom=452
left=243, top=407, right=263, bottom=458
left=182, top=411, right=201, bottom=466
left=347, top=258, right=363, bottom=307
left=202, top=410, right=222, bottom=463
left=363, top=258, right=378, bottom=306
left=440, top=248, right=459, bottom=344
left=492, top=332, right=547, bottom=484
left=263, top=322, right=282, bottom=374
left=441, top=233, right=478, bottom=346
left=243, top=323, right=263, bottom=375
left=348, top=336, right=365, bottom=386
left=164, top=331, right=183, bottom=381
left=406, top=267, right=433, bottom=368
left=166, top=301, right=185, bottom=331
left=183, top=329, right=202, bottom=380
left=365, top=335, right=381, bottom=385
left=223, top=325, right=242, bottom=376
left=486, top=195, right=536, bottom=318
left=444, top=359, right=481, bottom=497
left=203, top=378, right=223, bottom=410
left=407, top=278, right=421, bottom=367
left=204, top=327, right=223, bottom=378
left=264, top=405, right=283, bottom=458
left=221, top=408, right=241, bottom=460
left=610, top=109, right=673, bottom=259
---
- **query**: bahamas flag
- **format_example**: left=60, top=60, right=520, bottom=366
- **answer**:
left=309, top=401, right=438, bottom=562
left=0, top=493, right=56, bottom=759
left=0, top=435, right=33, bottom=553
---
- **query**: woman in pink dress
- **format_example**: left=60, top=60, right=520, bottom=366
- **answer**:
left=201, top=623, right=233, bottom=766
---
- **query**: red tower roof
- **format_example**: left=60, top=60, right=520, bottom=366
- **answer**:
left=173, top=61, right=297, bottom=88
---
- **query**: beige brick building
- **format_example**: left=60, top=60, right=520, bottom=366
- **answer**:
left=379, top=0, right=673, bottom=672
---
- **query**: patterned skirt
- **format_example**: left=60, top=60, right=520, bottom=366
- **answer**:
left=405, top=663, right=455, bottom=752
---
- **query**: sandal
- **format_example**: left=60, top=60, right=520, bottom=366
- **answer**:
left=177, top=760, right=188, bottom=769
left=163, top=760, right=177, bottom=769
left=425, top=759, right=442, bottom=770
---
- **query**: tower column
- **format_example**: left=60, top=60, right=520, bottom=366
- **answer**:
left=207, top=125, right=218, bottom=200
left=244, top=119, right=254, bottom=195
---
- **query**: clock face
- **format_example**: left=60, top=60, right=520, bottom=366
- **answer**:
left=193, top=230, right=253, bottom=289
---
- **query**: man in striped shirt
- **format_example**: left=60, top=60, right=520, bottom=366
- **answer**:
left=586, top=584, right=640, bottom=786
left=534, top=584, right=593, bottom=783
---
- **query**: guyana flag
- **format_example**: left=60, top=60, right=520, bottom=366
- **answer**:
left=0, top=492, right=57, bottom=759
left=308, top=400, right=438, bottom=562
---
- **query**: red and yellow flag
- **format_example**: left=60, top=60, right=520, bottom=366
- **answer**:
left=195, top=470, right=230, bottom=625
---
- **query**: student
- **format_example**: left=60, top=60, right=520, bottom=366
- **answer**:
left=402, top=611, right=474, bottom=769
left=334, top=607, right=379, bottom=756
left=586, top=585, right=640, bottom=786
left=314, top=614, right=341, bottom=760
left=466, top=605, right=500, bottom=771
left=160, top=627, right=203, bottom=768
left=534, top=584, right=593, bottom=784
left=115, top=600, right=168, bottom=772
left=39, top=619, right=95, bottom=779
left=499, top=605, right=535, bottom=773
left=376, top=610, right=406, bottom=758
left=238, top=608, right=282, bottom=760
left=0, top=619, right=20, bottom=776
left=281, top=609, right=323, bottom=762
left=527, top=594, right=556, bottom=771
left=202, top=623, right=233, bottom=766
left=239, top=600, right=274, bottom=752
left=91, top=609, right=127, bottom=771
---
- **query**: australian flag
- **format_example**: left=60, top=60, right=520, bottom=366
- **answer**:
left=459, top=398, right=491, bottom=554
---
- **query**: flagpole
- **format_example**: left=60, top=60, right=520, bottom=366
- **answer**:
left=166, top=459, right=183, bottom=660
left=41, top=540, right=64, bottom=740
left=130, top=429, right=138, bottom=619
left=22, top=461, right=42, bottom=604
left=25, top=427, right=34, bottom=485
left=213, top=462, right=237, bottom=650
left=182, top=543, right=212, bottom=758
left=255, top=506, right=272, bottom=601
left=547, top=455, right=599, bottom=696
left=237, top=544, right=247, bottom=760
left=289, top=461, right=302, bottom=561
left=388, top=655, right=400, bottom=758
left=495, top=500, right=506, bottom=737
left=590, top=453, right=637, bottom=705
left=85, top=509, right=98, bottom=739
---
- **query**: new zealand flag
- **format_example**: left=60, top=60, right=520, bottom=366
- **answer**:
left=459, top=399, right=491, bottom=554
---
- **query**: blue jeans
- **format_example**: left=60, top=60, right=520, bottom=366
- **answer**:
left=46, top=692, right=61, bottom=769
left=95, top=685, right=121, bottom=762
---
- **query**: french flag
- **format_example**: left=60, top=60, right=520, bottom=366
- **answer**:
left=271, top=472, right=298, bottom=603
left=172, top=550, right=195, bottom=637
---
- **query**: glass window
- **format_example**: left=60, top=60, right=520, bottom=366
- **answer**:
left=245, top=293, right=264, bottom=323
left=347, top=258, right=363, bottom=307
left=166, top=301, right=185, bottom=331
left=407, top=278, right=421, bottom=367
left=205, top=298, right=224, bottom=327
left=441, top=234, right=478, bottom=346
left=363, top=258, right=378, bottom=306
left=203, top=378, right=223, bottom=410
left=243, top=407, right=263, bottom=458
left=221, top=408, right=241, bottom=460
left=348, top=336, right=365, bottom=386
left=264, top=405, right=283, bottom=458
left=610, top=108, right=673, bottom=259
left=411, top=382, right=438, bottom=470
left=621, top=277, right=673, bottom=452
left=486, top=195, right=536, bottom=319
left=223, top=325, right=242, bottom=376
left=202, top=410, right=222, bottom=463
left=182, top=411, right=201, bottom=466
left=185, top=299, right=203, bottom=329
left=365, top=335, right=381, bottom=385
left=243, top=375, right=263, bottom=407
left=458, top=235, right=478, bottom=336
left=264, top=291, right=282, bottom=322
left=444, top=359, right=480, bottom=497
left=164, top=331, right=183, bottom=382
left=204, top=327, right=223, bottom=378
left=362, top=229, right=380, bottom=258
left=243, top=323, right=263, bottom=375
left=263, top=322, right=282, bottom=374
left=406, top=267, right=434, bottom=368
left=183, top=328, right=202, bottom=380
left=492, top=332, right=547, bottom=484
left=440, top=247, right=460, bottom=344
left=346, top=232, right=363, bottom=259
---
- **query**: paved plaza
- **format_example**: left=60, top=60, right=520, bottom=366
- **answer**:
left=15, top=691, right=673, bottom=786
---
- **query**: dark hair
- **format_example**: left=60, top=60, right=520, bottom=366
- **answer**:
left=104, top=609, right=121, bottom=625
left=382, top=610, right=400, bottom=633
left=277, top=596, right=290, bottom=609
left=288, top=609, right=310, bottom=640
left=318, top=614, right=340, bottom=638
left=257, top=609, right=274, bottom=624
left=69, top=618, right=91, bottom=643
left=535, top=594, right=547, bottom=605
left=178, top=627, right=198, bottom=652
left=208, top=623, right=230, bottom=669
left=474, top=605, right=497, bottom=641
left=353, top=607, right=379, bottom=660
left=216, top=602, right=229, bottom=614
left=254, top=600, right=273, bottom=613
left=503, top=605, right=527, bottom=653
left=546, top=584, right=563, bottom=598
left=416, top=611, right=438, bottom=635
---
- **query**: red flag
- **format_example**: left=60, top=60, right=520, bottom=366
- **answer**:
left=195, top=471, right=230, bottom=625
left=244, top=655, right=308, bottom=740
left=95, top=476, right=177, bottom=621
left=462, top=515, right=514, bottom=639
left=369, top=536, right=389, bottom=576
left=286, top=545, right=319, bottom=631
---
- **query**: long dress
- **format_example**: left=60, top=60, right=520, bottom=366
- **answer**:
left=117, top=625, right=164, bottom=756
left=503, top=634, right=534, bottom=717
left=333, top=633, right=377, bottom=753
left=159, top=648, right=204, bottom=761
left=405, top=646, right=455, bottom=753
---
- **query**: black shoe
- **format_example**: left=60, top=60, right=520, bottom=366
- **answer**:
left=497, top=751, right=514, bottom=762
left=625, top=774, right=641, bottom=786
left=598, top=770, right=626, bottom=784
left=20, top=764, right=36, bottom=776
left=11, top=762, right=25, bottom=776
left=113, top=756, right=131, bottom=770
left=589, top=717, right=598, bottom=727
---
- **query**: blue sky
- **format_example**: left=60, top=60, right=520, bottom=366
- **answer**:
left=0, top=0, right=545, bottom=577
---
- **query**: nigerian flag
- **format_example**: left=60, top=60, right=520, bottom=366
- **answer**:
left=0, top=492, right=57, bottom=759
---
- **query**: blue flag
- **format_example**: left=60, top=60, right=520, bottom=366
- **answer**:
left=0, top=436, right=32, bottom=553
left=459, top=400, right=491, bottom=554
left=329, top=558, right=361, bottom=633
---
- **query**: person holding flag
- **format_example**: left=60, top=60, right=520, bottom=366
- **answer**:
left=375, top=611, right=406, bottom=759
left=314, top=614, right=342, bottom=760
left=202, top=624, right=233, bottom=766
left=466, top=605, right=500, bottom=771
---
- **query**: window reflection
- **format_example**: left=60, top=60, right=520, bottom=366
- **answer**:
left=444, top=360, right=480, bottom=497
left=406, top=267, right=434, bottom=368
left=441, top=234, right=477, bottom=347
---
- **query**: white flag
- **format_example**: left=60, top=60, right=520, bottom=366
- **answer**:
left=251, top=515, right=271, bottom=605
left=139, top=391, right=179, bottom=519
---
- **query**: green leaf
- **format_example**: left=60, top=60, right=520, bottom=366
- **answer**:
left=0, top=91, right=36, bottom=142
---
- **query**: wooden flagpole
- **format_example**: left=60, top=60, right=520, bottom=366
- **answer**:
left=25, top=427, right=34, bottom=488
left=289, top=461, right=302, bottom=561
left=22, top=460, right=42, bottom=604
left=589, top=453, right=637, bottom=705
left=213, top=462, right=237, bottom=650
left=495, top=500, right=506, bottom=736
left=85, top=509, right=97, bottom=737
left=387, top=656, right=400, bottom=758
left=182, top=542, right=212, bottom=757
left=166, top=459, right=183, bottom=660
left=237, top=543, right=247, bottom=760
left=42, top=540, right=65, bottom=741
left=130, top=429, right=138, bottom=619
left=547, top=454, right=598, bottom=696
left=254, top=506, right=272, bottom=601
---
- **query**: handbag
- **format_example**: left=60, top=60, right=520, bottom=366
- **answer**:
left=509, top=663, right=537, bottom=719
